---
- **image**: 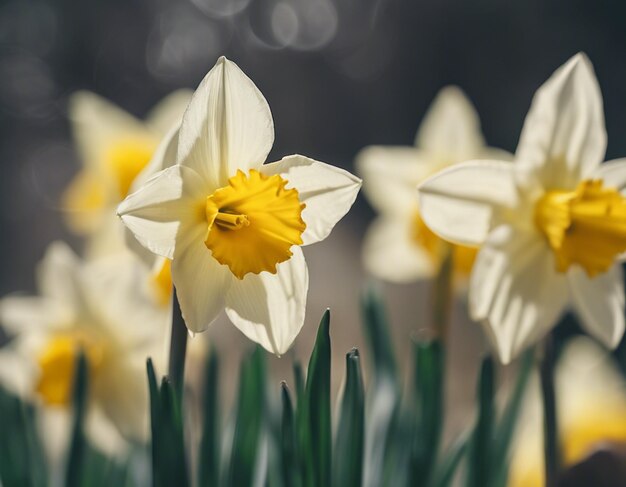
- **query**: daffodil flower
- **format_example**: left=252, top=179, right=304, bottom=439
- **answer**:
left=509, top=337, right=626, bottom=487
left=0, top=243, right=168, bottom=455
left=418, top=53, right=626, bottom=363
left=62, top=90, right=191, bottom=256
left=357, top=87, right=510, bottom=283
left=118, top=57, right=361, bottom=355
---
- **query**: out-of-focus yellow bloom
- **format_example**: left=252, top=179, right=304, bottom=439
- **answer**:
left=118, top=57, right=361, bottom=355
left=419, top=53, right=626, bottom=363
left=356, top=87, right=510, bottom=283
left=62, top=90, right=192, bottom=257
left=0, top=242, right=168, bottom=456
left=509, top=337, right=626, bottom=487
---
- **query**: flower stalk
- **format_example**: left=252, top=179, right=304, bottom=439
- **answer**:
left=431, top=243, right=453, bottom=341
left=539, top=333, right=560, bottom=487
left=168, top=288, right=188, bottom=401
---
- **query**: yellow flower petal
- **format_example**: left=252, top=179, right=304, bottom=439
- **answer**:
left=36, top=332, right=105, bottom=406
left=204, top=169, right=306, bottom=279
left=535, top=179, right=626, bottom=276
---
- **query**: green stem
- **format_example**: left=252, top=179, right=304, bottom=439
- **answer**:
left=431, top=244, right=453, bottom=341
left=539, top=334, right=560, bottom=487
left=168, top=288, right=188, bottom=402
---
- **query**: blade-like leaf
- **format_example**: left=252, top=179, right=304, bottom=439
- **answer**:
left=490, top=350, right=533, bottom=487
left=66, top=351, right=89, bottom=487
left=361, top=286, right=397, bottom=378
left=198, top=349, right=220, bottom=487
left=333, top=349, right=364, bottom=487
left=429, top=431, right=470, bottom=487
left=410, top=339, right=444, bottom=485
left=467, top=356, right=495, bottom=487
left=227, top=347, right=267, bottom=487
left=302, top=310, right=332, bottom=487
left=280, top=382, right=301, bottom=487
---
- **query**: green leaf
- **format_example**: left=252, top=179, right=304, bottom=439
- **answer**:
left=410, top=339, right=444, bottom=485
left=147, top=358, right=189, bottom=487
left=198, top=349, right=220, bottom=487
left=227, top=347, right=267, bottom=487
left=361, top=286, right=397, bottom=378
left=429, top=431, right=470, bottom=487
left=302, top=309, right=332, bottom=487
left=333, top=349, right=364, bottom=487
left=0, top=387, right=48, bottom=487
left=490, top=350, right=533, bottom=487
left=280, top=382, right=302, bottom=487
left=66, top=351, right=89, bottom=487
left=467, top=356, right=495, bottom=487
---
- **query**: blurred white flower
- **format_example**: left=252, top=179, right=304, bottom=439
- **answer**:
left=0, top=242, right=168, bottom=458
left=357, top=86, right=510, bottom=283
left=118, top=56, right=361, bottom=355
left=419, top=53, right=626, bottom=363
left=61, top=89, right=192, bottom=257
left=509, top=337, right=626, bottom=487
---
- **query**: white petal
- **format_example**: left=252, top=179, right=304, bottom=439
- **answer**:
left=225, top=246, right=308, bottom=355
left=415, top=86, right=485, bottom=159
left=145, top=89, right=193, bottom=136
left=84, top=408, right=129, bottom=458
left=171, top=240, right=232, bottom=333
left=0, top=348, right=37, bottom=399
left=470, top=226, right=568, bottom=364
left=117, top=165, right=207, bottom=259
left=516, top=53, right=606, bottom=189
left=83, top=250, right=170, bottom=348
left=418, top=160, right=518, bottom=246
left=355, top=146, right=433, bottom=215
left=131, top=125, right=180, bottom=194
left=96, top=355, right=150, bottom=443
left=362, top=217, right=434, bottom=283
left=261, top=155, right=361, bottom=245
left=568, top=264, right=625, bottom=349
left=69, top=91, right=152, bottom=170
left=0, top=296, right=69, bottom=335
left=36, top=241, right=81, bottom=307
left=593, top=158, right=626, bottom=192
left=178, top=57, right=274, bottom=188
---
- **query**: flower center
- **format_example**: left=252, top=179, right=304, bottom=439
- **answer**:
left=412, top=211, right=477, bottom=276
left=36, top=332, right=105, bottom=406
left=106, top=138, right=157, bottom=198
left=534, top=179, right=626, bottom=277
left=150, top=258, right=173, bottom=307
left=204, top=169, right=306, bottom=279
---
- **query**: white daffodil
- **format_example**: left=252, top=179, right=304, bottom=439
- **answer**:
left=0, top=242, right=169, bottom=457
left=62, top=89, right=192, bottom=256
left=118, top=56, right=361, bottom=355
left=509, top=337, right=626, bottom=487
left=418, top=53, right=626, bottom=363
left=357, top=86, right=510, bottom=283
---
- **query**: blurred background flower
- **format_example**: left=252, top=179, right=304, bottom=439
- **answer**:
left=2, top=0, right=626, bottom=441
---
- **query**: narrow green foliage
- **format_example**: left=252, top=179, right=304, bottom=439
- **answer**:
left=491, top=350, right=533, bottom=487
left=66, top=352, right=89, bottom=487
left=467, top=356, right=495, bottom=487
left=362, top=286, right=397, bottom=378
left=429, top=432, right=470, bottom=487
left=0, top=387, right=48, bottom=487
left=333, top=349, right=365, bottom=487
left=198, top=349, right=220, bottom=487
left=280, top=382, right=302, bottom=487
left=227, top=347, right=267, bottom=487
left=293, top=362, right=305, bottom=404
left=410, top=339, right=444, bottom=485
left=302, top=309, right=332, bottom=487
left=147, top=359, right=189, bottom=487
